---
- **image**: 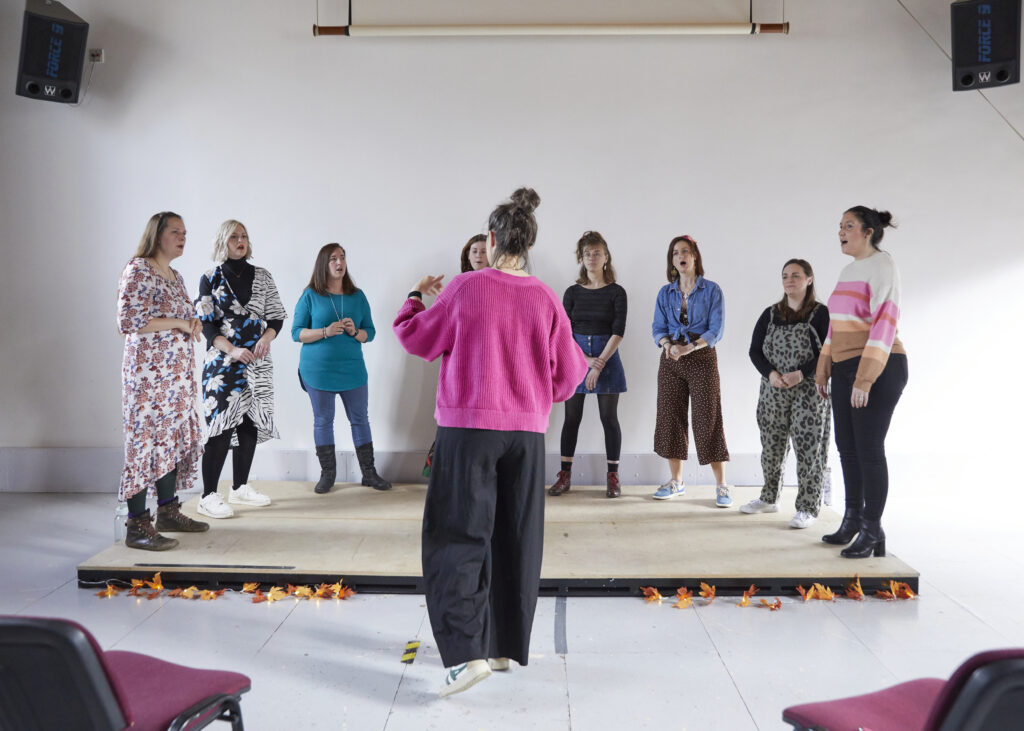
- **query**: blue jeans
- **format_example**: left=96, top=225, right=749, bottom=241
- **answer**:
left=306, top=383, right=372, bottom=448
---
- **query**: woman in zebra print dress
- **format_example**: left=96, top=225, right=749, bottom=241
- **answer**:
left=194, top=220, right=287, bottom=519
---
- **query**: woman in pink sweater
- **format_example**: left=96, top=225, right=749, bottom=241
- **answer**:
left=394, top=188, right=587, bottom=698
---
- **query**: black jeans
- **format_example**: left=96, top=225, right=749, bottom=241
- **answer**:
left=830, top=354, right=908, bottom=521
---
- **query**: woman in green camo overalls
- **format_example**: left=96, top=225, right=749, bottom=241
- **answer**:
left=742, top=259, right=831, bottom=529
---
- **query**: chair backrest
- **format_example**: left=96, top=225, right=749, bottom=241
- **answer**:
left=0, top=616, right=129, bottom=731
left=928, top=648, right=1024, bottom=731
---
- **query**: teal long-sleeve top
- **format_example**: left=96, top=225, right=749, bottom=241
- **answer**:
left=292, top=287, right=376, bottom=392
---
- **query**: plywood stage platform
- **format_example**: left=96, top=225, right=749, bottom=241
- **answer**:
left=78, top=482, right=918, bottom=596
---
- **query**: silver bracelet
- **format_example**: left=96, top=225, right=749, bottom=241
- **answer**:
left=322, top=327, right=327, bottom=340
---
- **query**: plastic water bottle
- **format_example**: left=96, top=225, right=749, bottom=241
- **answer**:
left=114, top=501, right=129, bottom=543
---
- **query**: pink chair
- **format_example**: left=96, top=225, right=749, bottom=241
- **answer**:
left=0, top=615, right=251, bottom=730
left=782, top=648, right=1024, bottom=731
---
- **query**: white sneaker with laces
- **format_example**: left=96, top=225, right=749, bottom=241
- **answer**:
left=229, top=483, right=271, bottom=507
left=440, top=659, right=492, bottom=697
left=197, top=492, right=234, bottom=519
left=739, top=498, right=780, bottom=514
left=789, top=510, right=817, bottom=529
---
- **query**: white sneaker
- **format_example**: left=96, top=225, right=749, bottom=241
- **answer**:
left=789, top=511, right=817, bottom=529
left=439, top=660, right=491, bottom=698
left=197, top=492, right=234, bottom=519
left=229, top=483, right=271, bottom=507
left=740, top=498, right=779, bottom=514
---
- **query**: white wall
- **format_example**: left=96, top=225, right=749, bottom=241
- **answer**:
left=1, top=0, right=1022, bottom=490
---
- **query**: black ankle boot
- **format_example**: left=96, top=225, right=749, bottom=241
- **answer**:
left=822, top=507, right=862, bottom=545
left=841, top=519, right=886, bottom=559
left=355, top=442, right=391, bottom=491
left=314, top=444, right=336, bottom=494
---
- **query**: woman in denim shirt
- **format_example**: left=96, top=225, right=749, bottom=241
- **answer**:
left=650, top=235, right=731, bottom=506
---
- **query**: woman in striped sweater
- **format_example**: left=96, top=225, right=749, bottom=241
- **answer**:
left=815, top=206, right=908, bottom=558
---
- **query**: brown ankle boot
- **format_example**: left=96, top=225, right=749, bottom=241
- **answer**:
left=125, top=509, right=179, bottom=551
left=548, top=470, right=571, bottom=496
left=155, top=498, right=210, bottom=533
left=606, top=472, right=621, bottom=498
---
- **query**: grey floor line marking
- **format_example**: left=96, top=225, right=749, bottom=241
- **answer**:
left=554, top=595, right=568, bottom=655
left=256, top=602, right=298, bottom=654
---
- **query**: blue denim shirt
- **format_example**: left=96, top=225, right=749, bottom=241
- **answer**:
left=651, top=276, right=725, bottom=348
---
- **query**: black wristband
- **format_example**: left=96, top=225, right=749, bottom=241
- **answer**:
left=408, top=291, right=423, bottom=300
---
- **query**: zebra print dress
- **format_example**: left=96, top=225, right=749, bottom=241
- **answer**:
left=196, top=266, right=287, bottom=445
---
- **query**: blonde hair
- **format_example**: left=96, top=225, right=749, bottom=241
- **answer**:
left=135, top=211, right=183, bottom=258
left=211, top=219, right=252, bottom=262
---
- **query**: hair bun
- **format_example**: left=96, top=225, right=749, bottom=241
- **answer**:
left=510, top=187, right=540, bottom=214
left=878, top=210, right=894, bottom=228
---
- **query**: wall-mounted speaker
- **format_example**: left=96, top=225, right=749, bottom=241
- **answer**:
left=15, top=0, right=89, bottom=104
left=951, top=0, right=1021, bottom=91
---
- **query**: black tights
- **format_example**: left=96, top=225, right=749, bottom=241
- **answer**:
left=559, top=393, right=621, bottom=462
left=202, top=416, right=258, bottom=496
left=127, top=468, right=176, bottom=517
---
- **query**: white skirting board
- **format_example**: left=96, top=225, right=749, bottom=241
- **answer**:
left=0, top=447, right=836, bottom=492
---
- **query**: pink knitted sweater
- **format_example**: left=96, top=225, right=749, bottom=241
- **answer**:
left=393, top=268, right=588, bottom=433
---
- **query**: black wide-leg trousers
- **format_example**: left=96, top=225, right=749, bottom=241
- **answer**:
left=422, top=426, right=545, bottom=668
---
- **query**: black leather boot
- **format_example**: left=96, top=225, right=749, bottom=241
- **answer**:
left=155, top=497, right=209, bottom=532
left=821, top=507, right=862, bottom=545
left=356, top=442, right=391, bottom=491
left=125, top=509, right=178, bottom=551
left=314, top=444, right=336, bottom=494
left=841, top=519, right=886, bottom=559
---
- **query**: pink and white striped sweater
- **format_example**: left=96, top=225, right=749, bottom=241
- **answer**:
left=816, top=250, right=906, bottom=392
left=393, top=268, right=588, bottom=433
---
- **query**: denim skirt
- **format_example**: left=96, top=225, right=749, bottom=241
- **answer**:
left=573, top=333, right=627, bottom=394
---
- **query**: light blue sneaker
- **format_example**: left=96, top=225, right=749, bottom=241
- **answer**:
left=653, top=480, right=684, bottom=500
left=715, top=485, right=733, bottom=508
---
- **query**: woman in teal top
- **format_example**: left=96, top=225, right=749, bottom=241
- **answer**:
left=292, top=243, right=391, bottom=493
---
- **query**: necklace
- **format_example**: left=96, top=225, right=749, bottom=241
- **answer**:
left=327, top=291, right=344, bottom=322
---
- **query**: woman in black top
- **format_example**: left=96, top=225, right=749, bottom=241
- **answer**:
left=742, top=259, right=830, bottom=528
left=195, top=220, right=287, bottom=519
left=549, top=231, right=628, bottom=498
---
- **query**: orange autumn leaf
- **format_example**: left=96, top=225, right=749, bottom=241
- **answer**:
left=166, top=588, right=184, bottom=598
left=673, top=587, right=693, bottom=609
left=293, top=585, right=314, bottom=600
left=894, top=582, right=917, bottom=600
left=285, top=584, right=301, bottom=596
left=737, top=584, right=759, bottom=607
left=96, top=584, right=121, bottom=598
left=640, top=586, right=663, bottom=603
left=796, top=585, right=811, bottom=602
left=759, top=598, right=783, bottom=611
left=845, top=575, right=865, bottom=601
left=267, top=586, right=288, bottom=602
left=811, top=583, right=834, bottom=601
left=131, top=578, right=146, bottom=588
left=145, top=572, right=164, bottom=591
left=336, top=584, right=355, bottom=600
left=251, top=589, right=267, bottom=604
left=181, top=586, right=200, bottom=600
left=145, top=590, right=162, bottom=600
left=199, top=589, right=224, bottom=601
left=698, top=582, right=716, bottom=604
left=242, top=582, right=260, bottom=594
left=313, top=583, right=335, bottom=599
left=127, top=586, right=144, bottom=597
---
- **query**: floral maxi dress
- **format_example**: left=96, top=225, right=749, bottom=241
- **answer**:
left=117, top=258, right=204, bottom=500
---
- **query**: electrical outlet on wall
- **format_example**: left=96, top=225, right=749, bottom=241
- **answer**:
left=88, top=48, right=105, bottom=63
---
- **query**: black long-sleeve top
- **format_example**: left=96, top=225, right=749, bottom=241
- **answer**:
left=748, top=304, right=830, bottom=379
left=201, top=259, right=284, bottom=347
left=562, top=283, right=627, bottom=336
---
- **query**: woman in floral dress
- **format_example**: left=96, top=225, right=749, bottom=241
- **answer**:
left=117, top=211, right=208, bottom=550
left=194, top=219, right=287, bottom=519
